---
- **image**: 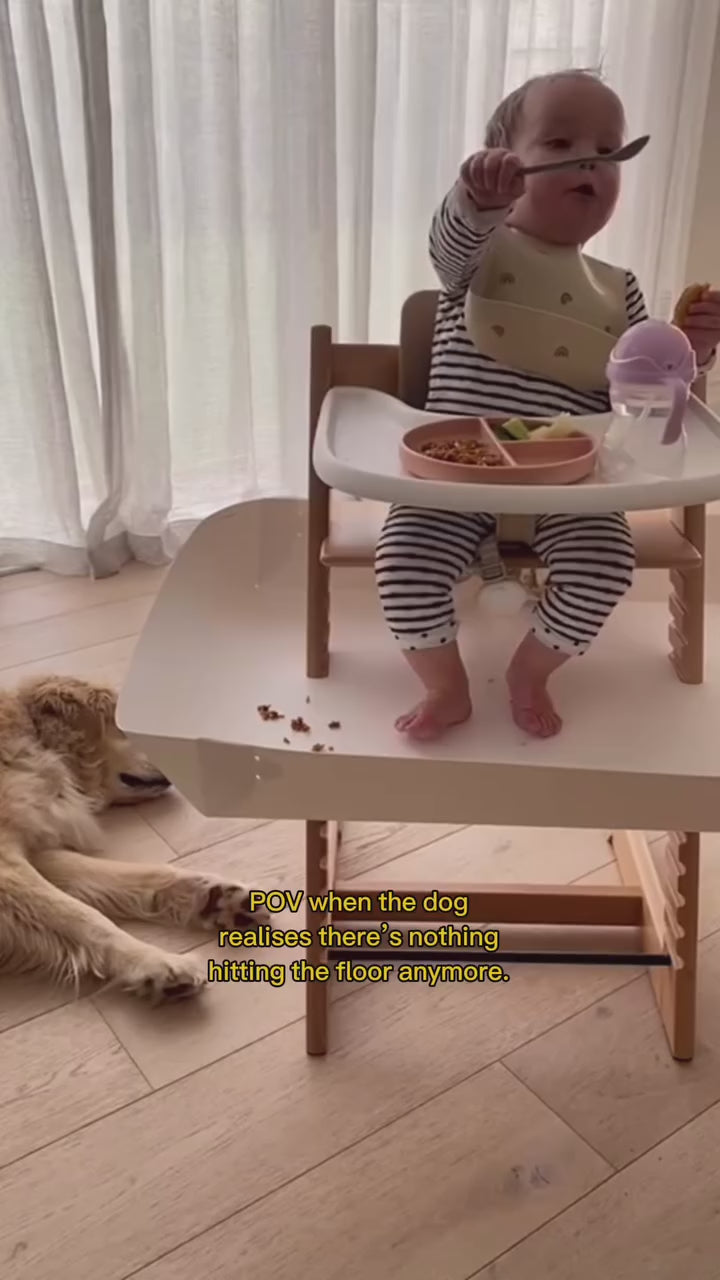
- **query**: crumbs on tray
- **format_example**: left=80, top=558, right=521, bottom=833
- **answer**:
left=257, top=704, right=284, bottom=722
left=258, top=704, right=341, bottom=749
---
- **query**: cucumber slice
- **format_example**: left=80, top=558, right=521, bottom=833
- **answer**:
left=532, top=416, right=577, bottom=441
left=502, top=417, right=531, bottom=441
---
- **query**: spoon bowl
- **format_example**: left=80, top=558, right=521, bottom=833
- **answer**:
left=520, top=134, right=650, bottom=177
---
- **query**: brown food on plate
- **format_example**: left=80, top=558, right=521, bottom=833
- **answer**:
left=291, top=716, right=311, bottom=733
left=257, top=704, right=284, bottom=721
left=312, top=743, right=326, bottom=753
left=328, top=720, right=341, bottom=729
left=419, top=439, right=504, bottom=466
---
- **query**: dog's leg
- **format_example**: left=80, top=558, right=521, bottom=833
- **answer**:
left=32, top=849, right=270, bottom=931
left=1, top=854, right=207, bottom=1002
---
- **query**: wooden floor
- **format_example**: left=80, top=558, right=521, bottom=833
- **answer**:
left=3, top=564, right=720, bottom=1278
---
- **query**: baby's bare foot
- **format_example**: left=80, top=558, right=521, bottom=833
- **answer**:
left=506, top=631, right=569, bottom=738
left=395, top=688, right=472, bottom=741
left=506, top=669, right=562, bottom=737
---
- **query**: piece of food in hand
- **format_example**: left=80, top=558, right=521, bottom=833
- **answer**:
left=672, top=283, right=710, bottom=329
left=530, top=415, right=578, bottom=441
left=499, top=417, right=532, bottom=441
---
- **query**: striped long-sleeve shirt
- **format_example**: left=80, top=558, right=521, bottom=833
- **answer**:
left=425, top=182, right=648, bottom=420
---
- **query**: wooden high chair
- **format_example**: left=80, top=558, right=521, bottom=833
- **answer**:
left=305, top=289, right=708, bottom=1061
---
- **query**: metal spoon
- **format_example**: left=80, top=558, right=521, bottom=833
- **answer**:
left=520, top=134, right=649, bottom=177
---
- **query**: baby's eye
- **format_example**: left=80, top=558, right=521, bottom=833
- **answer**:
left=545, top=138, right=571, bottom=150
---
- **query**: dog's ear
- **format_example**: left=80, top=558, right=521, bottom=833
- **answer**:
left=22, top=678, right=84, bottom=726
left=83, top=686, right=118, bottom=725
left=21, top=678, right=117, bottom=730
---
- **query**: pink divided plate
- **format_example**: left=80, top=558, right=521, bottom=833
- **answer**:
left=399, top=417, right=598, bottom=485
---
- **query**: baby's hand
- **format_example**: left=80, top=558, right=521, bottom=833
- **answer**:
left=680, top=289, right=720, bottom=366
left=460, top=149, right=525, bottom=211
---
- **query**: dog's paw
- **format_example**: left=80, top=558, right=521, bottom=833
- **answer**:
left=121, top=948, right=207, bottom=1004
left=197, top=880, right=271, bottom=929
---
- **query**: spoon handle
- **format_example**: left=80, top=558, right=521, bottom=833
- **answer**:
left=521, top=154, right=615, bottom=176
left=520, top=134, right=649, bottom=177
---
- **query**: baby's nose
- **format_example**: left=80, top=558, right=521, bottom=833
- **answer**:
left=579, top=160, right=597, bottom=171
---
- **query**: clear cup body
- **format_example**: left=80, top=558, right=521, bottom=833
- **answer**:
left=602, top=384, right=687, bottom=479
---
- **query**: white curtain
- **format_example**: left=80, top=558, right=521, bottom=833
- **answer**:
left=2, top=0, right=719, bottom=575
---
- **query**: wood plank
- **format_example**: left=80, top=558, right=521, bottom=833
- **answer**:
left=332, top=343, right=399, bottom=394
left=345, top=823, right=614, bottom=889
left=331, top=882, right=643, bottom=926
left=505, top=929, right=720, bottom=1169
left=0, top=569, right=53, bottom=594
left=0, top=597, right=153, bottom=670
left=94, top=908, right=307, bottom=1087
left=610, top=829, right=668, bottom=958
left=650, top=830, right=700, bottom=1059
left=0, top=973, right=94, bottom=1034
left=0, top=565, right=165, bottom=627
left=98, top=809, right=177, bottom=864
left=133, top=1065, right=610, bottom=1280
left=0, top=637, right=136, bottom=689
left=140, top=790, right=269, bottom=856
left=474, top=1094, right=720, bottom=1279
left=0, top=959, right=635, bottom=1279
left=340, top=820, right=462, bottom=880
left=0, top=1002, right=147, bottom=1169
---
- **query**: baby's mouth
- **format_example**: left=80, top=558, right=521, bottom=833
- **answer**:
left=569, top=182, right=597, bottom=198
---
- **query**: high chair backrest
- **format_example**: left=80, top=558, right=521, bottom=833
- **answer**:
left=399, top=290, right=439, bottom=408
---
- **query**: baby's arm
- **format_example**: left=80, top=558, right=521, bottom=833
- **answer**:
left=430, top=149, right=524, bottom=296
left=625, top=270, right=649, bottom=328
left=429, top=187, right=505, bottom=296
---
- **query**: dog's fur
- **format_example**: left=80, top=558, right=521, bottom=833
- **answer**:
left=0, top=675, right=267, bottom=1001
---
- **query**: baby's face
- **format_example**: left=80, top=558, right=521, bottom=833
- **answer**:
left=508, top=76, right=625, bottom=246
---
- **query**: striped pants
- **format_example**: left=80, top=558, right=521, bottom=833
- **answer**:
left=375, top=506, right=636, bottom=656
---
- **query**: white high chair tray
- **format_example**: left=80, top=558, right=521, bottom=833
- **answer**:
left=118, top=497, right=720, bottom=833
left=313, top=387, right=720, bottom=514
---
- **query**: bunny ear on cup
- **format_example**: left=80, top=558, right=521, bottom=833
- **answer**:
left=661, top=378, right=688, bottom=446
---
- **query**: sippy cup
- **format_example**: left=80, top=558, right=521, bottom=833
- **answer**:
left=603, top=320, right=696, bottom=478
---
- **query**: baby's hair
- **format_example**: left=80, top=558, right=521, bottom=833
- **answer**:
left=484, top=66, right=611, bottom=148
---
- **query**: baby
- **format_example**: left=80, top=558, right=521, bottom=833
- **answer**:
left=375, top=69, right=719, bottom=741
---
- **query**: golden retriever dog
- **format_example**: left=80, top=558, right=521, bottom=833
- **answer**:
left=0, top=674, right=267, bottom=1001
